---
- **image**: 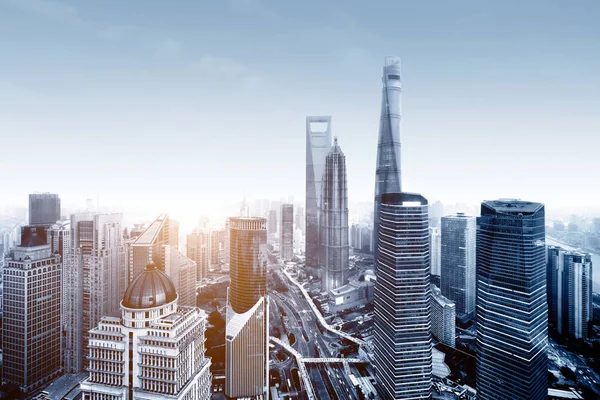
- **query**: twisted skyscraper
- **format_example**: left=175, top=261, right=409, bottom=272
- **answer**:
left=373, top=57, right=402, bottom=265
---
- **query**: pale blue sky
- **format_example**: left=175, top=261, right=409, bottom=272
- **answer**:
left=1, top=0, right=599, bottom=222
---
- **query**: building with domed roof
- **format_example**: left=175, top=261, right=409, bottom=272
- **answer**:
left=80, top=263, right=211, bottom=400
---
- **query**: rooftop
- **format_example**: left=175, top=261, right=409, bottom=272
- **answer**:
left=133, top=213, right=168, bottom=245
left=122, top=263, right=177, bottom=309
left=482, top=199, right=544, bottom=216
left=40, top=372, right=88, bottom=400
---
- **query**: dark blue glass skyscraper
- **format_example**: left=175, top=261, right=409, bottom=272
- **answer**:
left=476, top=200, right=547, bottom=400
left=373, top=57, right=402, bottom=267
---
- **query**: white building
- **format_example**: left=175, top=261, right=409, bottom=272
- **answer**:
left=431, top=284, right=456, bottom=347
left=80, top=263, right=212, bottom=400
left=430, top=227, right=441, bottom=276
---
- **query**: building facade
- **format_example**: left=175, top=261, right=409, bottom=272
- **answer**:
left=29, top=193, right=61, bottom=226
left=374, top=193, right=432, bottom=400
left=440, top=213, right=476, bottom=318
left=431, top=284, right=456, bottom=347
left=2, top=227, right=62, bottom=393
left=280, top=203, right=294, bottom=261
left=163, top=245, right=197, bottom=308
left=373, top=57, right=402, bottom=269
left=429, top=227, right=441, bottom=276
left=210, top=228, right=226, bottom=268
left=225, top=217, right=269, bottom=399
left=129, top=213, right=172, bottom=281
left=547, top=247, right=593, bottom=339
left=305, top=116, right=332, bottom=274
left=476, top=200, right=547, bottom=400
left=79, top=263, right=212, bottom=400
left=320, top=137, right=349, bottom=292
left=71, top=212, right=128, bottom=372
left=187, top=226, right=210, bottom=282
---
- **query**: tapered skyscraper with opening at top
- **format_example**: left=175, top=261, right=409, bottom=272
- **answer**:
left=306, top=116, right=332, bottom=276
left=373, top=57, right=402, bottom=267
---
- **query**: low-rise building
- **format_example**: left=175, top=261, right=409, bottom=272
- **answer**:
left=328, top=280, right=374, bottom=313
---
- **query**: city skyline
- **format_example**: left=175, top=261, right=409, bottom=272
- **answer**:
left=2, top=1, right=600, bottom=216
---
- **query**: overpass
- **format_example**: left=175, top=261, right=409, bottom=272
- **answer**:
left=270, top=336, right=316, bottom=400
left=281, top=269, right=366, bottom=346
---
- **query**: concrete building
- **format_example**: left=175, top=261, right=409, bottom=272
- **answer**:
left=280, top=203, right=294, bottom=261
left=29, top=193, right=61, bottom=226
left=431, top=284, right=456, bottom=347
left=374, top=193, right=432, bottom=400
left=295, top=205, right=305, bottom=236
left=47, top=220, right=78, bottom=373
left=129, top=213, right=172, bottom=281
left=350, top=224, right=373, bottom=253
left=328, top=280, right=374, bottom=314
left=79, top=263, right=212, bottom=400
left=210, top=228, right=226, bottom=268
left=430, top=227, right=441, bottom=276
left=320, top=137, right=349, bottom=292
left=306, top=116, right=332, bottom=276
left=268, top=209, right=277, bottom=240
left=226, top=217, right=269, bottom=399
left=547, top=247, right=593, bottom=339
left=2, top=226, right=62, bottom=393
left=476, top=200, right=547, bottom=400
left=71, top=212, right=128, bottom=372
left=187, top=226, right=210, bottom=282
left=441, top=213, right=476, bottom=319
left=163, top=245, right=197, bottom=308
left=373, top=58, right=402, bottom=270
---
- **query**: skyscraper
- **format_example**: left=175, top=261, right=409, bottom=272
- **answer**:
left=71, top=212, right=128, bottom=371
left=373, top=57, right=402, bottom=268
left=129, top=213, right=172, bottom=281
left=547, top=247, right=593, bottom=339
left=163, top=245, right=198, bottom=308
left=210, top=228, right=226, bottom=267
left=429, top=227, right=441, bottom=276
left=295, top=205, right=305, bottom=236
left=374, top=193, right=432, bottom=400
left=48, top=220, right=78, bottom=373
left=2, top=227, right=62, bottom=393
left=306, top=116, right=332, bottom=276
left=440, top=213, right=476, bottom=319
left=80, top=263, right=212, bottom=399
left=476, top=200, right=547, bottom=400
left=320, top=137, right=349, bottom=292
left=187, top=226, right=210, bottom=282
left=225, top=217, right=269, bottom=399
left=29, top=193, right=61, bottom=226
left=268, top=209, right=277, bottom=239
left=280, top=203, right=294, bottom=261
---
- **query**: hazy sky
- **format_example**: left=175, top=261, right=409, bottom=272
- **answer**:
left=1, top=0, right=599, bottom=223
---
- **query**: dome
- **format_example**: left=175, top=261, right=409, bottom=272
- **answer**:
left=122, top=263, right=177, bottom=309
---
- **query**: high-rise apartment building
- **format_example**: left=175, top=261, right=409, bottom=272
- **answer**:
left=476, top=200, right=547, bottom=400
left=225, top=217, right=269, bottom=399
left=268, top=209, right=277, bottom=239
left=47, top=220, right=78, bottom=373
left=320, top=137, right=349, bottom=292
left=429, top=227, right=441, bottom=276
left=374, top=193, right=432, bottom=400
left=431, top=284, right=456, bottom=347
left=295, top=205, right=305, bottom=235
left=280, top=203, right=294, bottom=261
left=210, top=228, right=226, bottom=267
left=71, top=212, right=128, bottom=371
left=79, top=263, right=212, bottom=399
left=547, top=247, right=593, bottom=339
left=440, top=213, right=476, bottom=319
left=2, top=227, right=62, bottom=393
left=163, top=245, right=197, bottom=308
left=306, top=116, right=332, bottom=275
left=373, top=57, right=402, bottom=269
left=129, top=213, right=172, bottom=281
left=187, top=226, right=210, bottom=282
left=29, top=193, right=61, bottom=226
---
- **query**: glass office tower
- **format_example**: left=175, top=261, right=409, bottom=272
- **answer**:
left=476, top=200, right=547, bottom=400
left=374, top=193, right=432, bottom=400
left=373, top=57, right=402, bottom=268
